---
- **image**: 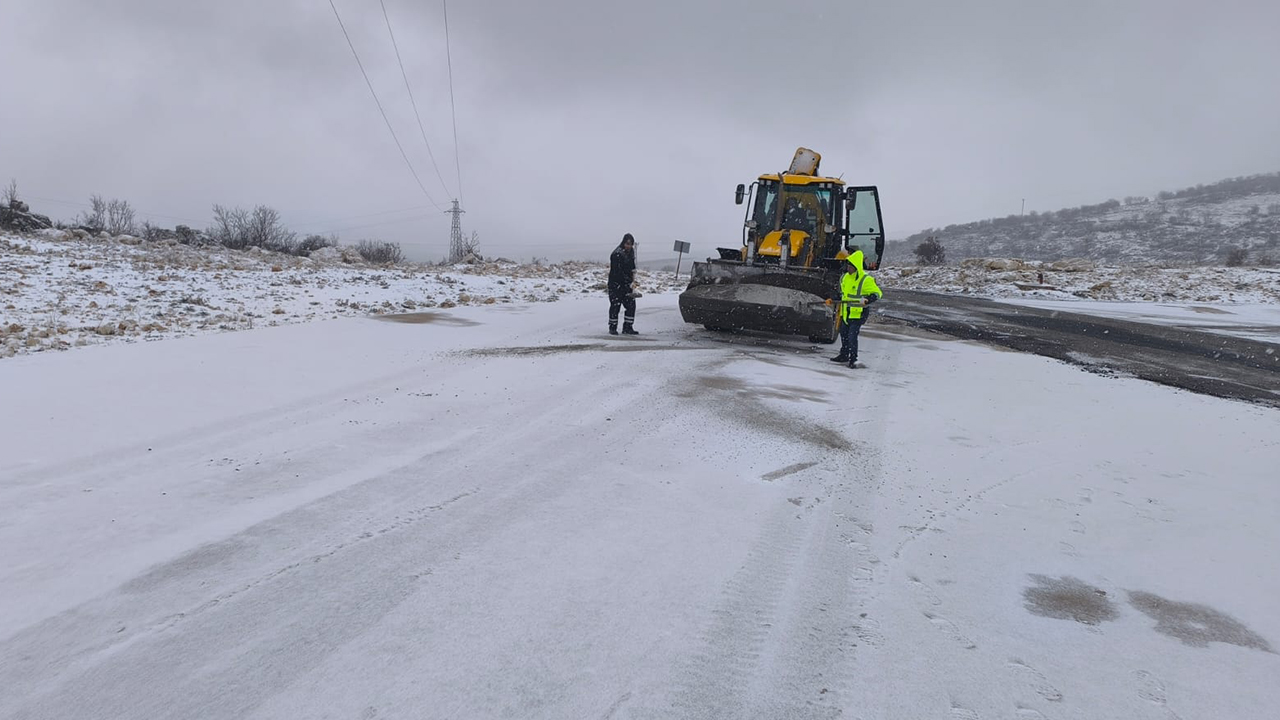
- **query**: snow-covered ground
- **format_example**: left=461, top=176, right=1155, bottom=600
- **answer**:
left=2, top=293, right=1277, bottom=719
left=0, top=230, right=684, bottom=358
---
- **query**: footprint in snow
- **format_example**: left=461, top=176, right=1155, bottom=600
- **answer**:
left=924, top=612, right=977, bottom=650
left=1008, top=659, right=1063, bottom=702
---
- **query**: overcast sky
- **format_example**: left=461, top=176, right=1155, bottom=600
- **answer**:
left=3, top=0, right=1278, bottom=262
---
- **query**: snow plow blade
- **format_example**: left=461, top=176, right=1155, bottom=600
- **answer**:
left=678, top=262, right=841, bottom=343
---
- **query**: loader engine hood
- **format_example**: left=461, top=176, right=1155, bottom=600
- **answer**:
left=758, top=230, right=808, bottom=258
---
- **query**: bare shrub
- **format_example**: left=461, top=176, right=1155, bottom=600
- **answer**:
left=210, top=204, right=251, bottom=249
left=1224, top=247, right=1248, bottom=267
left=355, top=239, right=403, bottom=264
left=175, top=225, right=204, bottom=245
left=79, top=195, right=108, bottom=231
left=209, top=204, right=296, bottom=253
left=106, top=198, right=136, bottom=236
left=296, top=234, right=337, bottom=256
left=913, top=236, right=946, bottom=265
left=3, top=179, right=18, bottom=207
left=462, top=230, right=480, bottom=257
left=75, top=195, right=136, bottom=235
left=140, top=220, right=176, bottom=242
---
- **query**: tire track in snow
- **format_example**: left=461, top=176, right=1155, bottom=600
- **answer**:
left=9, top=359, right=442, bottom=487
left=630, top=341, right=896, bottom=718
left=2, top=348, right=661, bottom=718
left=663, top=509, right=810, bottom=719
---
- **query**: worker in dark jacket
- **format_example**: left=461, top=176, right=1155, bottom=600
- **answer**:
left=608, top=233, right=639, bottom=335
left=831, top=249, right=882, bottom=368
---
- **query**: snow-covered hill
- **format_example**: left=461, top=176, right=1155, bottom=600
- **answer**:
left=894, top=171, right=1280, bottom=264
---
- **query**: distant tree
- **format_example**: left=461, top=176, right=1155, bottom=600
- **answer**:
left=914, top=236, right=946, bottom=265
left=1224, top=247, right=1248, bottom=267
left=3, top=179, right=18, bottom=208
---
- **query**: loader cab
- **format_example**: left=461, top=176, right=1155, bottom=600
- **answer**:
left=844, top=186, right=885, bottom=270
left=742, top=175, right=842, bottom=265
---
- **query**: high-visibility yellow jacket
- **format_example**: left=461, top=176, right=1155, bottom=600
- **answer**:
left=840, top=250, right=883, bottom=321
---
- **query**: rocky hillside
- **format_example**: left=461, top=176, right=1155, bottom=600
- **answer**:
left=893, top=172, right=1280, bottom=265
left=0, top=229, right=683, bottom=359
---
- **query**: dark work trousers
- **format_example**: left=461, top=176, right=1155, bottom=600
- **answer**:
left=608, top=290, right=636, bottom=331
left=840, top=316, right=866, bottom=361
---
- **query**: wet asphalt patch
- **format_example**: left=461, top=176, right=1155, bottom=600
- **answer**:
left=376, top=312, right=481, bottom=327
left=1022, top=575, right=1274, bottom=652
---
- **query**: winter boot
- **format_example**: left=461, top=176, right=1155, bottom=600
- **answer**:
left=622, top=323, right=639, bottom=335
left=830, top=354, right=849, bottom=363
left=609, top=321, right=619, bottom=335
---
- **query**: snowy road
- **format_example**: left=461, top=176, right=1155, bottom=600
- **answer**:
left=2, top=294, right=1278, bottom=719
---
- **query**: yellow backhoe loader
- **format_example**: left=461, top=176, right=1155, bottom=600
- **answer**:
left=679, top=148, right=885, bottom=343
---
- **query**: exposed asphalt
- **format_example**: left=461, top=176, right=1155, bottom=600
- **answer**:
left=876, top=290, right=1280, bottom=409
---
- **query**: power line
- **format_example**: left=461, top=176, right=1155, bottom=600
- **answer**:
left=442, top=0, right=463, bottom=206
left=292, top=204, right=435, bottom=229
left=380, top=0, right=453, bottom=200
left=324, top=212, right=449, bottom=235
left=327, top=0, right=444, bottom=212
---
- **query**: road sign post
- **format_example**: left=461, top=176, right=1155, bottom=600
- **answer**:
left=673, top=240, right=691, bottom=278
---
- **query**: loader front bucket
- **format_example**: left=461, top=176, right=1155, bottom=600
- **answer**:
left=678, top=261, right=841, bottom=343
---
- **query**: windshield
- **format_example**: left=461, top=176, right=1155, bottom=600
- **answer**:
left=751, top=183, right=832, bottom=236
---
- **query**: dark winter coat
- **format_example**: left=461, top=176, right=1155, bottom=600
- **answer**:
left=608, top=242, right=636, bottom=298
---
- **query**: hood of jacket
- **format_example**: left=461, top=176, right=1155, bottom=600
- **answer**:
left=846, top=249, right=866, bottom=275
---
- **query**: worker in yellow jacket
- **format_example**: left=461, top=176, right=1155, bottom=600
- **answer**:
left=831, top=249, right=883, bottom=368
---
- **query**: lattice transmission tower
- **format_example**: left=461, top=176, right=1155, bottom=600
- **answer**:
left=446, top=199, right=466, bottom=262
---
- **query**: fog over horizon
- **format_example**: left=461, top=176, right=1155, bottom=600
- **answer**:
left=3, top=0, right=1278, bottom=263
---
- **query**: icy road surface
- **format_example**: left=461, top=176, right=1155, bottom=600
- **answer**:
left=2, top=294, right=1277, bottom=719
